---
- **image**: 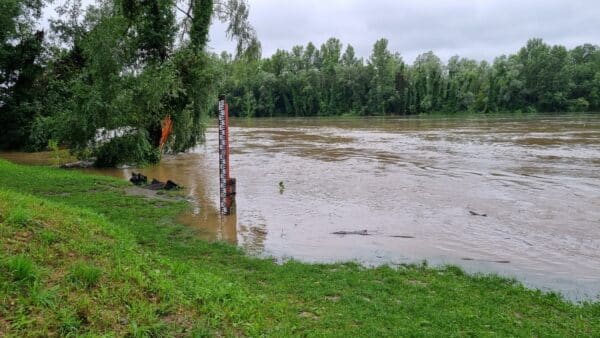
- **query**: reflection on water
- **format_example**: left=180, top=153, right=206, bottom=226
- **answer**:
left=0, top=150, right=76, bottom=166
left=81, top=154, right=269, bottom=254
left=2, top=114, right=600, bottom=300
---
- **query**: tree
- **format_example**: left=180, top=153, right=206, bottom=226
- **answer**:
left=515, top=38, right=571, bottom=112
left=410, top=51, right=443, bottom=113
left=0, top=0, right=45, bottom=149
left=33, top=0, right=256, bottom=166
left=367, top=38, right=402, bottom=115
left=568, top=44, right=600, bottom=111
left=217, top=37, right=599, bottom=118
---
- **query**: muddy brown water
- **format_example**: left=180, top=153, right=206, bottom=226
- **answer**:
left=2, top=114, right=600, bottom=300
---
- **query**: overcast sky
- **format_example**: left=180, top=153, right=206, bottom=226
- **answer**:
left=208, top=0, right=600, bottom=63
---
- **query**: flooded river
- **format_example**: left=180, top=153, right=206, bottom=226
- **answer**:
left=2, top=114, right=600, bottom=300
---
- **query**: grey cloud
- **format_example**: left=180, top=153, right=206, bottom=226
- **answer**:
left=208, top=0, right=600, bottom=62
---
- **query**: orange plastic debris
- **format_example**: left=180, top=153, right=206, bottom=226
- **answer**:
left=159, top=115, right=173, bottom=150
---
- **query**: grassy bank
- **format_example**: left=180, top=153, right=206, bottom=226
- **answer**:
left=0, top=159, right=598, bottom=336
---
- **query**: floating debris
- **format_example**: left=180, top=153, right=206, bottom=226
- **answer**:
left=462, top=257, right=510, bottom=264
left=130, top=173, right=179, bottom=191
left=130, top=172, right=147, bottom=185
left=251, top=227, right=268, bottom=236
left=390, top=235, right=415, bottom=239
left=469, top=210, right=487, bottom=217
left=279, top=181, right=285, bottom=194
left=60, top=160, right=95, bottom=169
left=332, top=230, right=370, bottom=236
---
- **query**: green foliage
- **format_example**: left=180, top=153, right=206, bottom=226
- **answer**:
left=191, top=0, right=214, bottom=50
left=0, top=0, right=45, bottom=150
left=47, top=139, right=62, bottom=166
left=0, top=0, right=257, bottom=167
left=136, top=0, right=175, bottom=62
left=93, top=131, right=160, bottom=167
left=46, top=0, right=223, bottom=164
left=569, top=98, right=590, bottom=112
left=27, top=116, right=59, bottom=152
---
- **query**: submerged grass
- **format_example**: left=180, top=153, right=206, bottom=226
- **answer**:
left=0, top=159, right=598, bottom=336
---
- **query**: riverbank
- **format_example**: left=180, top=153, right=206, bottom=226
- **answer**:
left=0, top=159, right=598, bottom=336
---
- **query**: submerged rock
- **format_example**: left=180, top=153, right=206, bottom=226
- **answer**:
left=147, top=178, right=180, bottom=191
left=148, top=179, right=164, bottom=190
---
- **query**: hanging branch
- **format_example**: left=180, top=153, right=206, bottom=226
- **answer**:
left=175, top=0, right=259, bottom=57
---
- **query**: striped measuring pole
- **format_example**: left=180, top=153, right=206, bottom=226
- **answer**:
left=218, top=95, right=236, bottom=215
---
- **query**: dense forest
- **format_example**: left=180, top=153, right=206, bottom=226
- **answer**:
left=219, top=38, right=600, bottom=117
left=1, top=1, right=599, bottom=165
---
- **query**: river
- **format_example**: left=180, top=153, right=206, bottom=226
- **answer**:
left=2, top=114, right=599, bottom=300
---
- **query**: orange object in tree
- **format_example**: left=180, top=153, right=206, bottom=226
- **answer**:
left=159, top=115, right=173, bottom=150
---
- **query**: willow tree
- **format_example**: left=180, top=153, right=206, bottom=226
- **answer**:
left=40, top=0, right=258, bottom=166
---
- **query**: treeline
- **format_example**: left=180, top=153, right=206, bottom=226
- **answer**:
left=218, top=38, right=600, bottom=117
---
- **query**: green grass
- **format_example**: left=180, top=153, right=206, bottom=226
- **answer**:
left=0, top=159, right=598, bottom=336
left=5, top=255, right=37, bottom=283
left=68, top=263, right=103, bottom=289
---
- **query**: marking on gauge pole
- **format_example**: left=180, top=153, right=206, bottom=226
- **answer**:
left=218, top=95, right=236, bottom=215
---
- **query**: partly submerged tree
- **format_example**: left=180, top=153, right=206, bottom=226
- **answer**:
left=6, top=0, right=258, bottom=166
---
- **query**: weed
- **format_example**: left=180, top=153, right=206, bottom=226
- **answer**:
left=6, top=255, right=37, bottom=283
left=48, top=139, right=62, bottom=167
left=6, top=208, right=32, bottom=227
left=9, top=309, right=35, bottom=331
left=57, top=308, right=82, bottom=336
left=128, top=320, right=168, bottom=338
left=189, top=324, right=213, bottom=337
left=31, top=284, right=58, bottom=308
left=39, top=229, right=60, bottom=245
left=68, top=263, right=102, bottom=288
